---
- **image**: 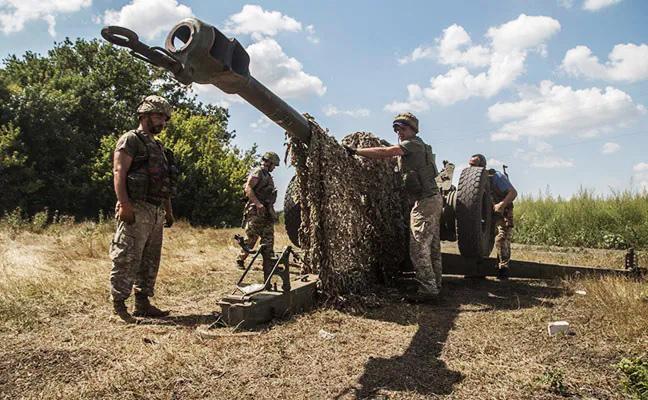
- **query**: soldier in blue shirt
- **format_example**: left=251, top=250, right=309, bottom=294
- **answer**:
left=469, top=154, right=518, bottom=279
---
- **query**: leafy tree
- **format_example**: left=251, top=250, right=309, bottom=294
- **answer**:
left=0, top=38, right=255, bottom=225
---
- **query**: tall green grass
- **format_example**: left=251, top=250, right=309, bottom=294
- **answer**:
left=514, top=189, right=648, bottom=249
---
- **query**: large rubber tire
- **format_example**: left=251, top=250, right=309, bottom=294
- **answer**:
left=283, top=176, right=302, bottom=247
left=455, top=166, right=495, bottom=257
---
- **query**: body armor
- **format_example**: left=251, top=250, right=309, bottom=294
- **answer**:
left=126, top=130, right=178, bottom=205
left=398, top=136, right=439, bottom=201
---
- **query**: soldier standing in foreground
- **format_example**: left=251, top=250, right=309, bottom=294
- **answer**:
left=109, top=95, right=178, bottom=323
left=237, top=152, right=280, bottom=283
left=344, top=113, right=443, bottom=300
left=468, top=154, right=518, bottom=280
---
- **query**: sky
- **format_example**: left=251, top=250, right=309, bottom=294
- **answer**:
left=1, top=0, right=648, bottom=206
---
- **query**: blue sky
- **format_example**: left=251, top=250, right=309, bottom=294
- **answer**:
left=1, top=0, right=648, bottom=205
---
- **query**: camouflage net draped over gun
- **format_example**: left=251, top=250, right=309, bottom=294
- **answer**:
left=290, top=117, right=408, bottom=302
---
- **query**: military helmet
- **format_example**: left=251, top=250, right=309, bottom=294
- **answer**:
left=262, top=151, right=280, bottom=167
left=393, top=112, right=419, bottom=133
left=137, top=95, right=172, bottom=120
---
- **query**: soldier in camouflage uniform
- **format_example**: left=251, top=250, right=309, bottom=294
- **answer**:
left=344, top=112, right=443, bottom=300
left=237, top=152, right=280, bottom=284
left=110, top=95, right=179, bottom=323
left=469, top=154, right=517, bottom=280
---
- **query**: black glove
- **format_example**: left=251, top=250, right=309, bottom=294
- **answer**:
left=343, top=145, right=357, bottom=156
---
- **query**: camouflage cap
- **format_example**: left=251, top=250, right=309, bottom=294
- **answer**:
left=393, top=112, right=419, bottom=133
left=262, top=151, right=280, bottom=167
left=137, top=95, right=172, bottom=120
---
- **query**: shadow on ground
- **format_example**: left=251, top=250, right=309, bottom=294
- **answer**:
left=137, top=313, right=219, bottom=327
left=341, top=276, right=564, bottom=399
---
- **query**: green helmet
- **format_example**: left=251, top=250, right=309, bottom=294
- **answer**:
left=393, top=112, right=419, bottom=133
left=262, top=151, right=280, bottom=167
left=137, top=95, right=172, bottom=120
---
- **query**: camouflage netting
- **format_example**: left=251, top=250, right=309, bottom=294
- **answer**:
left=289, top=116, right=408, bottom=302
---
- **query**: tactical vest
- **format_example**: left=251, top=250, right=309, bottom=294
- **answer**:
left=398, top=136, right=439, bottom=201
left=251, top=167, right=277, bottom=206
left=126, top=130, right=179, bottom=205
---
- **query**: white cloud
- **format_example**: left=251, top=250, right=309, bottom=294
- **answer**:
left=0, top=0, right=91, bottom=36
left=323, top=105, right=370, bottom=118
left=398, top=45, right=435, bottom=65
left=558, top=0, right=575, bottom=8
left=514, top=142, right=574, bottom=168
left=583, top=0, right=622, bottom=11
left=561, top=43, right=648, bottom=82
left=102, top=0, right=192, bottom=41
left=601, top=142, right=621, bottom=154
left=247, top=38, right=326, bottom=98
left=633, top=163, right=648, bottom=172
left=487, top=158, right=504, bottom=167
left=386, top=14, right=560, bottom=109
left=192, top=84, right=244, bottom=108
left=305, top=24, right=319, bottom=44
left=437, top=24, right=490, bottom=67
left=633, top=162, right=648, bottom=190
left=250, top=116, right=272, bottom=131
left=489, top=80, right=645, bottom=141
left=223, top=4, right=301, bottom=40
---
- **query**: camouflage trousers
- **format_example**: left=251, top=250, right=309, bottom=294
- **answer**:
left=409, top=194, right=443, bottom=290
left=237, top=211, right=275, bottom=264
left=109, top=201, right=165, bottom=301
left=494, top=207, right=514, bottom=269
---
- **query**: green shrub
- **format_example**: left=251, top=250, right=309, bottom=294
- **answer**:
left=618, top=356, right=648, bottom=399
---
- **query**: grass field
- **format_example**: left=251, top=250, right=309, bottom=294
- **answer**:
left=515, top=190, right=648, bottom=250
left=1, top=221, right=647, bottom=399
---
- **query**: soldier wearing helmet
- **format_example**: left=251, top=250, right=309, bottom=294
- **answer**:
left=237, top=151, right=280, bottom=284
left=109, top=95, right=178, bottom=323
left=468, top=154, right=517, bottom=280
left=344, top=112, right=443, bottom=301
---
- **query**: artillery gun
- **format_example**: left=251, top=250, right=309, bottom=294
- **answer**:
left=101, top=18, right=643, bottom=327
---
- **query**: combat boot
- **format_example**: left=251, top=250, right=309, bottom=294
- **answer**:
left=113, top=299, right=136, bottom=323
left=133, top=294, right=170, bottom=318
left=407, top=279, right=440, bottom=303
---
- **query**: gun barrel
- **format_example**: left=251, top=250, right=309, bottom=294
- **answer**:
left=163, top=18, right=311, bottom=142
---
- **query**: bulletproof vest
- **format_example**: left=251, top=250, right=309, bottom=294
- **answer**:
left=252, top=167, right=277, bottom=206
left=126, top=130, right=179, bottom=204
left=398, top=136, right=439, bottom=200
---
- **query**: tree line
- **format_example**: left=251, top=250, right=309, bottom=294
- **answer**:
left=0, top=38, right=256, bottom=226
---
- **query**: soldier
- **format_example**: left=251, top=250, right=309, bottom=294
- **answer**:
left=468, top=154, right=518, bottom=280
left=344, top=112, right=442, bottom=300
left=109, top=95, right=178, bottom=323
left=237, top=152, right=280, bottom=284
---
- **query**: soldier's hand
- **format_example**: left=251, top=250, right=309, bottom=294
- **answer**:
left=343, top=145, right=356, bottom=157
left=493, top=201, right=505, bottom=214
left=118, top=202, right=135, bottom=224
left=164, top=213, right=175, bottom=228
left=255, top=202, right=266, bottom=214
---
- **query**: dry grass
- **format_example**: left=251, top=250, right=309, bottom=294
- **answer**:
left=1, top=222, right=646, bottom=399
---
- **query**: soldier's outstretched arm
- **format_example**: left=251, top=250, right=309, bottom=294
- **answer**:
left=355, top=145, right=404, bottom=159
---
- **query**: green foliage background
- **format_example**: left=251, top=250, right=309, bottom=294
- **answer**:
left=514, top=189, right=648, bottom=250
left=0, top=39, right=256, bottom=226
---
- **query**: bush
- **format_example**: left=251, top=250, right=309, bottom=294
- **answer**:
left=0, top=38, right=256, bottom=226
left=618, top=356, right=648, bottom=399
